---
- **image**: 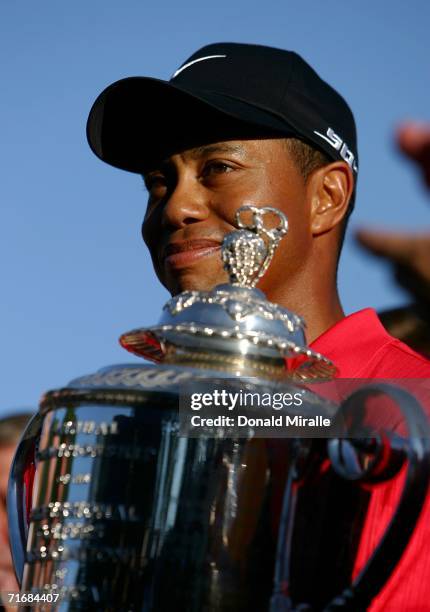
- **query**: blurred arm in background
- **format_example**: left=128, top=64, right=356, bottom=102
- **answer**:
left=356, top=123, right=430, bottom=356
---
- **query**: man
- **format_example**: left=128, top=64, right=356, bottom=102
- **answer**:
left=87, top=43, right=430, bottom=610
left=0, top=413, right=32, bottom=611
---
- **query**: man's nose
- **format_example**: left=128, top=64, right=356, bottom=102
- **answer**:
left=161, top=174, right=210, bottom=229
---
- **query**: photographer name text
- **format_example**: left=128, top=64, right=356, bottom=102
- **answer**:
left=190, top=414, right=331, bottom=428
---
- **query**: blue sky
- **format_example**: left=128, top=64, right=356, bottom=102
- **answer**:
left=1, top=1, right=429, bottom=413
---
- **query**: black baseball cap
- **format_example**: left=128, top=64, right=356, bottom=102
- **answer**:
left=87, top=42, right=358, bottom=175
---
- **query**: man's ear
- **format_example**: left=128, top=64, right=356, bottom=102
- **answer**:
left=309, top=162, right=354, bottom=235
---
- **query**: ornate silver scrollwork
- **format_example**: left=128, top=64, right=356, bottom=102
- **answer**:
left=69, top=366, right=194, bottom=390
left=165, top=289, right=303, bottom=329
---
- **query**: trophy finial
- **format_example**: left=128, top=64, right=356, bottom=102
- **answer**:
left=222, top=205, right=288, bottom=287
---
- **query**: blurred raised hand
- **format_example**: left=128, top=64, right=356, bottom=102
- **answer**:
left=397, top=122, right=430, bottom=188
left=357, top=122, right=430, bottom=307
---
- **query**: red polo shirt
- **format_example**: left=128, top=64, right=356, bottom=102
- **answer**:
left=311, top=308, right=430, bottom=611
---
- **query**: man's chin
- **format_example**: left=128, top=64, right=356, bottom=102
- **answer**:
left=165, top=269, right=229, bottom=295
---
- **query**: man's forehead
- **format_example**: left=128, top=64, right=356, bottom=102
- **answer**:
left=154, top=141, right=250, bottom=167
left=187, top=142, right=247, bottom=158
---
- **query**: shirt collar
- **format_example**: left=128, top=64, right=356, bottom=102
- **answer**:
left=310, top=308, right=393, bottom=377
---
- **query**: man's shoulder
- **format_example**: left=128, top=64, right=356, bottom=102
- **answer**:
left=311, top=308, right=430, bottom=378
left=365, top=334, right=430, bottom=378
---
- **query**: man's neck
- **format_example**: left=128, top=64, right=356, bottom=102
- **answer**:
left=263, top=284, right=345, bottom=344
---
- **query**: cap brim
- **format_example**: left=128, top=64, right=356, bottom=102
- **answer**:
left=87, top=77, right=295, bottom=173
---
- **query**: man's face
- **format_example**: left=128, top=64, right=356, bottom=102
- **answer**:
left=142, top=138, right=314, bottom=296
left=0, top=444, right=18, bottom=591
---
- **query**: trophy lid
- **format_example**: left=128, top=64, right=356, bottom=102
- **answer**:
left=120, top=206, right=336, bottom=381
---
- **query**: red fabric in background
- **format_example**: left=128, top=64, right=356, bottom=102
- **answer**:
left=311, top=308, right=430, bottom=611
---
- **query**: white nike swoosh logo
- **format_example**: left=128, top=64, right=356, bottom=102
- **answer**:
left=313, top=130, right=336, bottom=146
left=172, top=54, right=227, bottom=78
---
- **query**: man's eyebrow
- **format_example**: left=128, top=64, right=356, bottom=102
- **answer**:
left=189, top=143, right=246, bottom=158
left=140, top=143, right=247, bottom=180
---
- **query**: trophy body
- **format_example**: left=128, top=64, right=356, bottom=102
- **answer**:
left=13, top=365, right=330, bottom=611
left=9, top=207, right=333, bottom=610
left=9, top=206, right=430, bottom=611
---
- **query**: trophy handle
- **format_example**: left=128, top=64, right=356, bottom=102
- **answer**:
left=7, top=412, right=43, bottom=584
left=271, top=384, right=430, bottom=611
left=324, top=384, right=430, bottom=610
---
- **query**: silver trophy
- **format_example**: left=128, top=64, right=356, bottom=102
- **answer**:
left=8, top=206, right=430, bottom=611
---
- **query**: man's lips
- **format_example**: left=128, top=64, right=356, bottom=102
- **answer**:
left=162, top=239, right=222, bottom=269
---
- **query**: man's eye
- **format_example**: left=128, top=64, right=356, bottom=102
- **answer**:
left=144, top=174, right=167, bottom=192
left=201, top=161, right=234, bottom=177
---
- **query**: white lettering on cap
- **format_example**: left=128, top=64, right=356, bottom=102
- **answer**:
left=172, top=54, right=227, bottom=78
left=314, top=127, right=358, bottom=173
